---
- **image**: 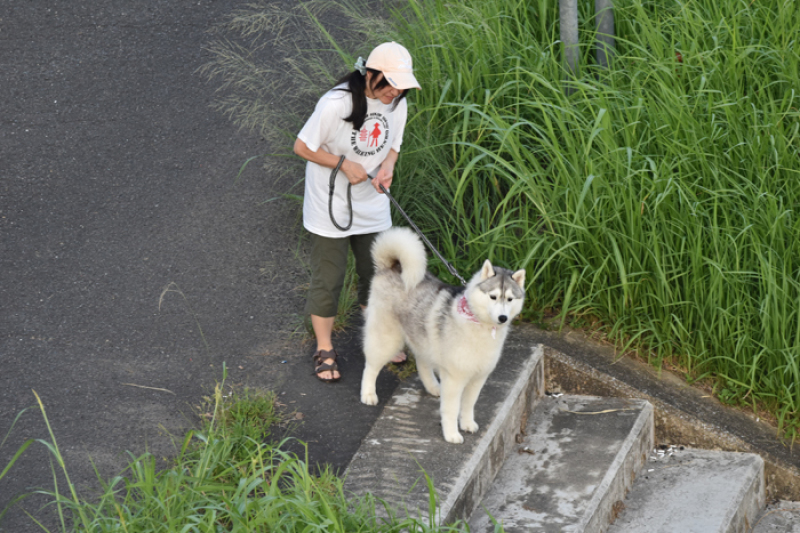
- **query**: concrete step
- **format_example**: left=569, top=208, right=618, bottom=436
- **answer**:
left=343, top=341, right=545, bottom=524
left=607, top=448, right=765, bottom=533
left=531, top=324, right=800, bottom=502
left=752, top=501, right=800, bottom=532
left=468, top=395, right=654, bottom=532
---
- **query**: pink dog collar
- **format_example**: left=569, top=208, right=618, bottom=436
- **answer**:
left=457, top=295, right=496, bottom=338
left=457, top=295, right=480, bottom=323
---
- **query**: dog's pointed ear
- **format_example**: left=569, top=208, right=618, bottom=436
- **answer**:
left=512, top=269, right=526, bottom=289
left=481, top=260, right=495, bottom=280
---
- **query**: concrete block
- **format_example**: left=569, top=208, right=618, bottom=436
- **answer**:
left=344, top=338, right=545, bottom=525
left=607, top=448, right=765, bottom=533
left=469, top=395, right=653, bottom=532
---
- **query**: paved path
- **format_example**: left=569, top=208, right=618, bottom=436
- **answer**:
left=0, top=1, right=397, bottom=530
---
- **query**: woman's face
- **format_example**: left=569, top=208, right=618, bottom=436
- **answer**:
left=366, top=72, right=402, bottom=105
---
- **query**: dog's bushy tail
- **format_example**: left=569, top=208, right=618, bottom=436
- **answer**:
left=372, top=227, right=427, bottom=292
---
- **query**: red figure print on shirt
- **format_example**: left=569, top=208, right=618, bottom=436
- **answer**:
left=349, top=112, right=389, bottom=156
left=369, top=122, right=382, bottom=147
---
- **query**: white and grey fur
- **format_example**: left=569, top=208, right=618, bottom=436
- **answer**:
left=360, top=227, right=526, bottom=443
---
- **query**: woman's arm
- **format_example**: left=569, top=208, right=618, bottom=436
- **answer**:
left=293, top=138, right=369, bottom=186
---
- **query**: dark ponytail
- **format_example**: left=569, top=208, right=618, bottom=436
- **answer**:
left=334, top=68, right=409, bottom=130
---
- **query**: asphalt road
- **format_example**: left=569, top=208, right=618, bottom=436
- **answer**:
left=0, top=1, right=398, bottom=530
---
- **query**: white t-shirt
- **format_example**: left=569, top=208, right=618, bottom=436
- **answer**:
left=298, top=85, right=407, bottom=237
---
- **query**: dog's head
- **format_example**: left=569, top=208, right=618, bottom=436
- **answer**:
left=467, top=260, right=526, bottom=326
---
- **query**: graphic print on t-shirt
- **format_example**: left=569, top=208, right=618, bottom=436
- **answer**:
left=351, top=112, right=390, bottom=157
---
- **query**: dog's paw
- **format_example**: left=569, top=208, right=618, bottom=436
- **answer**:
left=443, top=431, right=464, bottom=444
left=460, top=419, right=479, bottom=433
left=361, top=392, right=379, bottom=406
left=425, top=384, right=441, bottom=397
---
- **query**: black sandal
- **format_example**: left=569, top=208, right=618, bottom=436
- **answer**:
left=312, top=349, right=341, bottom=383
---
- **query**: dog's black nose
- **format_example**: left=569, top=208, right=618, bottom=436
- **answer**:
left=498, top=315, right=508, bottom=323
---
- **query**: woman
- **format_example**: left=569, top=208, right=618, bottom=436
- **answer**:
left=293, top=42, right=420, bottom=382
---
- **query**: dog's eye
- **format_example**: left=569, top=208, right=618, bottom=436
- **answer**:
left=490, top=295, right=497, bottom=300
left=507, top=297, right=513, bottom=302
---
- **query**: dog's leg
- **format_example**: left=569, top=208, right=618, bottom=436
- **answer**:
left=360, top=309, right=404, bottom=406
left=414, top=354, right=440, bottom=397
left=439, top=374, right=467, bottom=443
left=459, top=375, right=489, bottom=434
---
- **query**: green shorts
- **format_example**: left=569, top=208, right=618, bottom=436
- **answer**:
left=305, top=232, right=378, bottom=318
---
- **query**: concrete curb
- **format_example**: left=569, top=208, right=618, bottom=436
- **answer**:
left=728, top=454, right=767, bottom=533
left=441, top=344, right=545, bottom=524
left=343, top=340, right=544, bottom=524
left=579, top=399, right=654, bottom=532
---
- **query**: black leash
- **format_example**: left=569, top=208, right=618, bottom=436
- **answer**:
left=327, top=155, right=467, bottom=286
left=327, top=155, right=353, bottom=231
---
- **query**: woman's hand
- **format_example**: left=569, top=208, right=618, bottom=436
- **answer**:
left=373, top=164, right=394, bottom=194
left=372, top=149, right=399, bottom=194
left=293, top=139, right=369, bottom=186
left=341, top=159, right=369, bottom=186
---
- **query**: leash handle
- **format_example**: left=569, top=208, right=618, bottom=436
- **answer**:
left=328, top=155, right=353, bottom=231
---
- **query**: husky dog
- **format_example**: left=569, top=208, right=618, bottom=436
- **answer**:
left=360, top=227, right=526, bottom=444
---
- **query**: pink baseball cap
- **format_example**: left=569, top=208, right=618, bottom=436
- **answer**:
left=365, top=42, right=421, bottom=90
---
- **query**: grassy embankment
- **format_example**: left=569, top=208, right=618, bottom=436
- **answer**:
left=205, top=0, right=800, bottom=437
left=207, top=0, right=800, bottom=439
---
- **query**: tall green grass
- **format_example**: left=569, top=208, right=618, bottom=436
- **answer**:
left=390, top=0, right=800, bottom=436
